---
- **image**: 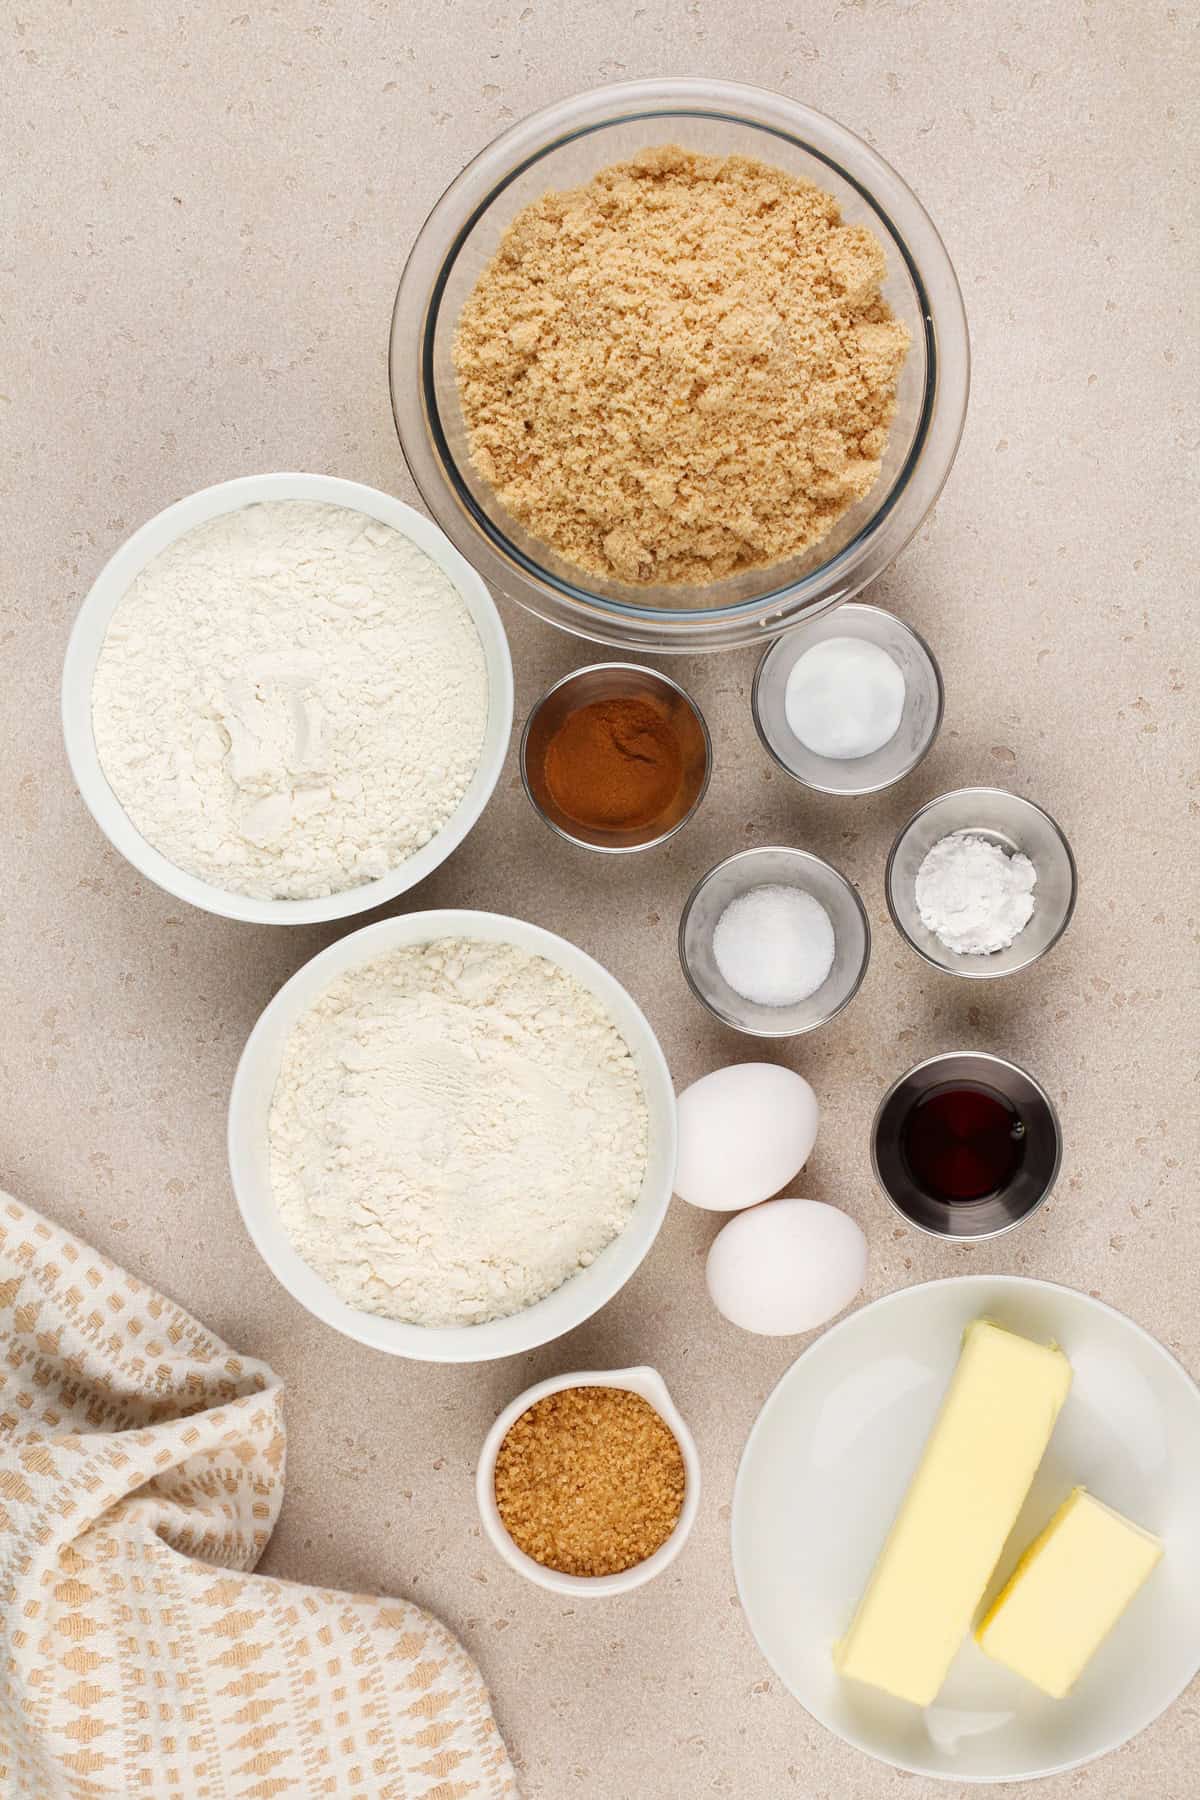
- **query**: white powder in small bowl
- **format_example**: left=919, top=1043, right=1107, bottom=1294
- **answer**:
left=712, top=884, right=836, bottom=1007
left=784, top=636, right=906, bottom=760
left=915, top=831, right=1037, bottom=955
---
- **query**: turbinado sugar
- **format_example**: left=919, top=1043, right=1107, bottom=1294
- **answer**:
left=454, top=145, right=910, bottom=586
left=494, top=1386, right=686, bottom=1577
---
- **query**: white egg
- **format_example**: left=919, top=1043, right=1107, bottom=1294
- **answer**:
left=705, top=1199, right=867, bottom=1336
left=674, top=1063, right=819, bottom=1211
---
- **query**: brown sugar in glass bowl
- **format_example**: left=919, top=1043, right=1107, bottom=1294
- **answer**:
left=391, top=79, right=970, bottom=652
left=493, top=1385, right=686, bottom=1578
left=453, top=144, right=909, bottom=588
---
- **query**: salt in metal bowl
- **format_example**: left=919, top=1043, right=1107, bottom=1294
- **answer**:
left=678, top=845, right=870, bottom=1037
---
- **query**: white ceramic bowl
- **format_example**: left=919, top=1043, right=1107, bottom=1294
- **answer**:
left=228, top=910, right=677, bottom=1362
left=61, top=472, right=514, bottom=925
left=732, top=1275, right=1200, bottom=1783
left=476, top=1365, right=701, bottom=1595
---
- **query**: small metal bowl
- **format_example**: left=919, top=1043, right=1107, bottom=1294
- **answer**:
left=752, top=602, right=943, bottom=796
left=520, top=662, right=711, bottom=853
left=871, top=1050, right=1063, bottom=1240
left=678, top=846, right=871, bottom=1037
left=886, top=787, right=1077, bottom=978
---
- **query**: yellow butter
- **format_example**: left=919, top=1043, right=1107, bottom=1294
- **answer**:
left=976, top=1488, right=1162, bottom=1698
left=834, top=1319, right=1072, bottom=1707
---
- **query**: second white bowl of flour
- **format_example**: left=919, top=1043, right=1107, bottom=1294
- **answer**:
left=62, top=473, right=513, bottom=925
left=228, top=910, right=677, bottom=1362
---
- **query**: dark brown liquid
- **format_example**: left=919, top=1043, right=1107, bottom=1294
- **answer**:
left=900, top=1081, right=1026, bottom=1203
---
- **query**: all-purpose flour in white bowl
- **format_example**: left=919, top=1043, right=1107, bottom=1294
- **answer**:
left=269, top=936, right=648, bottom=1329
left=63, top=475, right=513, bottom=925
left=229, top=911, right=678, bottom=1363
left=91, top=499, right=486, bottom=900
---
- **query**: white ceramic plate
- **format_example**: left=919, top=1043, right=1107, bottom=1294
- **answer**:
left=228, top=909, right=677, bottom=1363
left=62, top=472, right=514, bottom=925
left=732, top=1276, right=1200, bottom=1783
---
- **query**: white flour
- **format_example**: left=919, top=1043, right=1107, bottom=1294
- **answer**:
left=915, top=831, right=1037, bottom=955
left=268, top=938, right=649, bottom=1328
left=91, top=500, right=488, bottom=899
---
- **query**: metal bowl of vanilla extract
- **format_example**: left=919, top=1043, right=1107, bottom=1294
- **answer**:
left=871, top=1050, right=1062, bottom=1241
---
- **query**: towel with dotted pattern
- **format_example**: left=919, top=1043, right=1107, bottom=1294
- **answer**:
left=0, top=1192, right=517, bottom=1799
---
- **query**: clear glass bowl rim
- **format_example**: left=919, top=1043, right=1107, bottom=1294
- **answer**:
left=390, top=77, right=970, bottom=652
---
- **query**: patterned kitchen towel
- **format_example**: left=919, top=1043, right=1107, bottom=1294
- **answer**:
left=0, top=1192, right=517, bottom=1799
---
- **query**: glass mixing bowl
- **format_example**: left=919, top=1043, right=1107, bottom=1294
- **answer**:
left=390, top=78, right=969, bottom=654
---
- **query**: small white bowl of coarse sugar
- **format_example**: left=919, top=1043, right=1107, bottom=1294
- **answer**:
left=62, top=472, right=513, bottom=926
left=886, top=788, right=1077, bottom=979
left=752, top=602, right=944, bottom=796
left=476, top=1365, right=701, bottom=1597
left=679, top=846, right=871, bottom=1037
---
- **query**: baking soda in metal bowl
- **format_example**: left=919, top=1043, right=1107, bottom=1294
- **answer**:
left=784, top=635, right=906, bottom=761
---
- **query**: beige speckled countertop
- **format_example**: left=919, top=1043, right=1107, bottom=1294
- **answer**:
left=3, top=3, right=1197, bottom=1795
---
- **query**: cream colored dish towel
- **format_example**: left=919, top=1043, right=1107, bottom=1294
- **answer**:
left=0, top=1193, right=516, bottom=1799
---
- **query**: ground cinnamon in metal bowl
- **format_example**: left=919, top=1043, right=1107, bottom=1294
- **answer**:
left=543, top=694, right=684, bottom=830
left=453, top=144, right=909, bottom=586
left=494, top=1386, right=687, bottom=1577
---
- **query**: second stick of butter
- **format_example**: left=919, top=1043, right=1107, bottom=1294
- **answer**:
left=835, top=1320, right=1072, bottom=1707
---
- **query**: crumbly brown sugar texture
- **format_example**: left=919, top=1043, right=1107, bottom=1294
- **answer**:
left=494, top=1386, right=687, bottom=1577
left=453, top=145, right=910, bottom=586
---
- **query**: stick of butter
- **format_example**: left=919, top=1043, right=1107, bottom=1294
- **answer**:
left=976, top=1488, right=1162, bottom=1697
left=834, top=1319, right=1072, bottom=1707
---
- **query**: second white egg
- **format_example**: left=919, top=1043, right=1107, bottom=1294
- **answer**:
left=705, top=1198, right=867, bottom=1335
